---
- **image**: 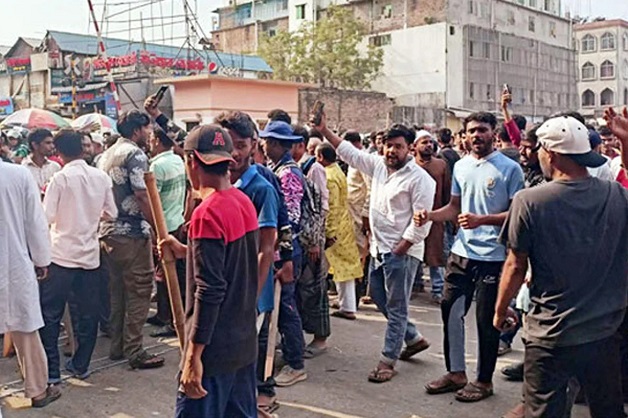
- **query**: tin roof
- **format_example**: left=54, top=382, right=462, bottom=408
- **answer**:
left=47, top=30, right=271, bottom=73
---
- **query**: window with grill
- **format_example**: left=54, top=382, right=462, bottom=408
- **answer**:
left=581, top=62, right=595, bottom=80
left=581, top=90, right=595, bottom=107
left=600, top=60, right=615, bottom=79
left=601, top=88, right=614, bottom=106
left=601, top=33, right=615, bottom=50
left=581, top=35, right=596, bottom=52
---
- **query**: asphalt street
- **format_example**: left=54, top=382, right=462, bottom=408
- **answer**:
left=0, top=290, right=606, bottom=418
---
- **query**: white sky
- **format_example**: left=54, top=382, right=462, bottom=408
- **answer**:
left=0, top=0, right=626, bottom=47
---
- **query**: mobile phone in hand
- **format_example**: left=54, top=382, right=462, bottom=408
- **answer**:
left=311, top=100, right=325, bottom=125
left=154, top=85, right=169, bottom=106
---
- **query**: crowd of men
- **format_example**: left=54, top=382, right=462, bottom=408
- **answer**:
left=0, top=88, right=627, bottom=418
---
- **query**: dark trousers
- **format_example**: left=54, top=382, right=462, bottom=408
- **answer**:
left=256, top=313, right=276, bottom=398
left=621, top=310, right=628, bottom=402
left=296, top=252, right=330, bottom=338
left=278, top=256, right=305, bottom=370
left=441, top=253, right=503, bottom=383
left=175, top=362, right=256, bottom=418
left=39, top=263, right=101, bottom=379
left=524, top=333, right=625, bottom=418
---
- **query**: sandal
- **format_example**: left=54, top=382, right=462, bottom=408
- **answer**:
left=367, top=367, right=397, bottom=383
left=399, top=338, right=430, bottom=361
left=425, top=375, right=467, bottom=394
left=454, top=382, right=494, bottom=403
left=32, top=385, right=62, bottom=408
left=303, top=344, right=328, bottom=359
left=331, top=311, right=356, bottom=321
left=129, top=351, right=165, bottom=370
left=257, top=401, right=280, bottom=414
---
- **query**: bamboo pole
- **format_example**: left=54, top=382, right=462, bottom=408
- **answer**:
left=264, top=281, right=282, bottom=380
left=144, top=172, right=185, bottom=353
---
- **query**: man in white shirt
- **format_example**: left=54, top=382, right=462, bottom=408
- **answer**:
left=22, top=128, right=61, bottom=193
left=41, top=129, right=117, bottom=383
left=0, top=160, right=61, bottom=407
left=312, top=114, right=435, bottom=383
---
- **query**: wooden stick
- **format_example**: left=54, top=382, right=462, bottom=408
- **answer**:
left=2, top=332, right=14, bottom=357
left=144, top=172, right=186, bottom=353
left=264, top=281, right=282, bottom=380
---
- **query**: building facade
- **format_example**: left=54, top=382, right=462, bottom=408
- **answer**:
left=0, top=30, right=272, bottom=119
left=211, top=0, right=574, bottom=126
left=575, top=19, right=628, bottom=121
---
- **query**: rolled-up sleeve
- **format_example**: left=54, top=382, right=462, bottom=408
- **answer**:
left=337, top=141, right=379, bottom=178
left=401, top=173, right=436, bottom=244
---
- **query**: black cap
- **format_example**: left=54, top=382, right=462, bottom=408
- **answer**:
left=184, top=124, right=235, bottom=166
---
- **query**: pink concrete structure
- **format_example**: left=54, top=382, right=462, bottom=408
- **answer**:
left=155, top=75, right=313, bottom=129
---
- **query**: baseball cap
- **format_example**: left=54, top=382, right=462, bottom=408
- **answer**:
left=536, top=116, right=607, bottom=168
left=184, top=124, right=235, bottom=166
left=259, top=120, right=303, bottom=142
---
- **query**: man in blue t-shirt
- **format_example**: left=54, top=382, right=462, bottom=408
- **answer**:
left=416, top=112, right=524, bottom=403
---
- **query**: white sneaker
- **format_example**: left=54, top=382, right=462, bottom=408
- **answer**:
left=274, top=365, right=307, bottom=387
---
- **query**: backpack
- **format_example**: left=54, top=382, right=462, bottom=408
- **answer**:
left=276, top=161, right=325, bottom=249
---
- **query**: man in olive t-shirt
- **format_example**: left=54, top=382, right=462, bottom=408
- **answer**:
left=495, top=116, right=628, bottom=418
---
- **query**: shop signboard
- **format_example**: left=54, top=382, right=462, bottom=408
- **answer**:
left=0, top=96, right=14, bottom=116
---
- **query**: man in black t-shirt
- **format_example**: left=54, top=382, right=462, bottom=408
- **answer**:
left=436, top=128, right=460, bottom=174
left=495, top=116, right=628, bottom=418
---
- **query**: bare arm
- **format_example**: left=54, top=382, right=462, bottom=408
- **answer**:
left=428, top=195, right=462, bottom=223
left=258, top=227, right=277, bottom=298
left=493, top=249, right=528, bottom=329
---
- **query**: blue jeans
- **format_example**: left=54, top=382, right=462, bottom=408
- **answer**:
left=369, top=253, right=423, bottom=365
left=174, top=362, right=256, bottom=418
left=278, top=255, right=305, bottom=370
left=429, top=267, right=444, bottom=297
left=39, top=264, right=100, bottom=381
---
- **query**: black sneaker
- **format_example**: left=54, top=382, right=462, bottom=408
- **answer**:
left=150, top=325, right=176, bottom=338
left=146, top=315, right=166, bottom=327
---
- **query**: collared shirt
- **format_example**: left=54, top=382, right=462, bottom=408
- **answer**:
left=98, top=137, right=151, bottom=239
left=336, top=141, right=435, bottom=261
left=271, top=152, right=304, bottom=256
left=43, top=160, right=117, bottom=270
left=347, top=165, right=370, bottom=219
left=451, top=151, right=524, bottom=262
left=149, top=150, right=186, bottom=233
left=22, top=155, right=61, bottom=191
left=298, top=154, right=329, bottom=212
left=235, top=165, right=280, bottom=314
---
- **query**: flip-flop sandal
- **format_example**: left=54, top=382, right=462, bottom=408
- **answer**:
left=129, top=352, right=165, bottom=370
left=367, top=367, right=397, bottom=383
left=258, top=400, right=280, bottom=414
left=399, top=339, right=430, bottom=360
left=331, top=311, right=356, bottom=320
left=303, top=344, right=328, bottom=359
left=454, top=382, right=494, bottom=403
left=425, top=377, right=467, bottom=394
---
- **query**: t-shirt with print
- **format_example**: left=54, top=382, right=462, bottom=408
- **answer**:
left=98, top=137, right=151, bottom=239
left=500, top=177, right=628, bottom=347
left=235, top=165, right=280, bottom=314
left=184, top=187, right=259, bottom=377
left=450, top=151, right=524, bottom=262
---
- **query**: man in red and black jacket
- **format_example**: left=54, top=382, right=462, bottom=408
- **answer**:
left=163, top=124, right=260, bottom=417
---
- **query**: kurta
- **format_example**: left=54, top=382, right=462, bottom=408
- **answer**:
left=416, top=157, right=451, bottom=267
left=346, top=165, right=371, bottom=258
left=0, top=162, right=51, bottom=334
left=324, top=163, right=363, bottom=283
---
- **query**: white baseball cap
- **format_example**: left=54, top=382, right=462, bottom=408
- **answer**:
left=536, top=116, right=607, bottom=168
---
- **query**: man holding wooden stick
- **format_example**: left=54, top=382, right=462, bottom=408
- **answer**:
left=161, top=125, right=260, bottom=417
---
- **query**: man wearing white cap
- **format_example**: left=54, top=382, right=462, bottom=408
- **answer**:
left=495, top=116, right=628, bottom=418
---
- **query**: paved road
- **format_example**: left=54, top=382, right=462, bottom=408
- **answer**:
left=0, top=291, right=603, bottom=418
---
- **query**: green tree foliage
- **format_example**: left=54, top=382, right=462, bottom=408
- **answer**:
left=258, top=5, right=384, bottom=90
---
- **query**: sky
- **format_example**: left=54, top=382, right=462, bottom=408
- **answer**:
left=0, top=0, right=627, bottom=47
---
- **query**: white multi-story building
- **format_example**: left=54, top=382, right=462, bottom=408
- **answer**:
left=575, top=19, right=628, bottom=120
left=211, top=0, right=574, bottom=125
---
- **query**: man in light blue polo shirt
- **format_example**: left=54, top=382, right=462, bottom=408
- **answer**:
left=416, top=112, right=524, bottom=403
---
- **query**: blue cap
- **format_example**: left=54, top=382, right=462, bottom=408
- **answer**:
left=259, top=120, right=303, bottom=143
left=588, top=129, right=602, bottom=149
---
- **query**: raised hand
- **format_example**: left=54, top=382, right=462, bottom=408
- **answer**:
left=604, top=107, right=628, bottom=143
